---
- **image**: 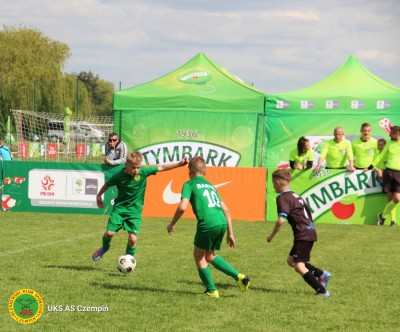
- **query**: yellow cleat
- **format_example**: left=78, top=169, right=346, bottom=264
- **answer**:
left=237, top=273, right=251, bottom=292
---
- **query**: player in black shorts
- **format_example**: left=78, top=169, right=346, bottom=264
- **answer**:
left=267, top=169, right=331, bottom=298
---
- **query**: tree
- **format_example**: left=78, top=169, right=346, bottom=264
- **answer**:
left=0, top=25, right=71, bottom=128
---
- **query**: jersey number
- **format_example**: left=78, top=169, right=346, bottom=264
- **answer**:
left=203, top=189, right=221, bottom=208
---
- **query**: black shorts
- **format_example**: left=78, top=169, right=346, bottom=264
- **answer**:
left=289, top=241, right=314, bottom=263
left=382, top=169, right=400, bottom=193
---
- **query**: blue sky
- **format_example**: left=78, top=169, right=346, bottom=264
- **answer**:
left=2, top=0, right=399, bottom=92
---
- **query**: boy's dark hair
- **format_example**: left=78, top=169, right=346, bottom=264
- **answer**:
left=297, top=136, right=309, bottom=156
left=390, top=126, right=400, bottom=135
left=272, top=169, right=292, bottom=184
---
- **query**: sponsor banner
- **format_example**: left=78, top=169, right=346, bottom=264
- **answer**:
left=2, top=161, right=265, bottom=221
left=266, top=168, right=398, bottom=224
left=143, top=166, right=266, bottom=221
left=117, top=110, right=264, bottom=167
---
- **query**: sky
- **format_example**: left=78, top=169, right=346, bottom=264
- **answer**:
left=1, top=0, right=400, bottom=92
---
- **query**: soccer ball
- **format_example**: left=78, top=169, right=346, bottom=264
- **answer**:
left=116, top=254, right=136, bottom=274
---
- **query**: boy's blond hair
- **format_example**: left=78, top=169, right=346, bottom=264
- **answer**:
left=272, top=169, right=292, bottom=185
left=126, top=151, right=143, bottom=165
left=189, top=156, right=206, bottom=175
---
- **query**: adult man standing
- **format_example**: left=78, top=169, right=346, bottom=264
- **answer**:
left=352, top=123, right=378, bottom=170
left=104, top=132, right=127, bottom=165
left=313, top=127, right=355, bottom=173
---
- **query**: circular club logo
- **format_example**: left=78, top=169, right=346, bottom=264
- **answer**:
left=8, top=289, right=44, bottom=324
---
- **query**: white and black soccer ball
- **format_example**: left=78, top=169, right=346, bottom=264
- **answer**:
left=116, top=254, right=136, bottom=274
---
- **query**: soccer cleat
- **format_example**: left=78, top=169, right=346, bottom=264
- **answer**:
left=390, top=221, right=397, bottom=227
left=204, top=289, right=219, bottom=299
left=319, top=271, right=332, bottom=288
left=377, top=213, right=385, bottom=226
left=92, top=247, right=105, bottom=261
left=316, top=290, right=330, bottom=298
left=237, top=273, right=251, bottom=292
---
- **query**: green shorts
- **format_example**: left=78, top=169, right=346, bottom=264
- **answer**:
left=194, top=224, right=227, bottom=251
left=106, top=212, right=141, bottom=236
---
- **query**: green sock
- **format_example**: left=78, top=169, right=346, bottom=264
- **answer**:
left=102, top=235, right=111, bottom=252
left=211, top=255, right=239, bottom=281
left=383, top=201, right=397, bottom=219
left=198, top=266, right=216, bottom=292
left=126, top=245, right=136, bottom=256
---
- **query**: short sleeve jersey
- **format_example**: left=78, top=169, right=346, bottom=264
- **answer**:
left=276, top=190, right=317, bottom=241
left=373, top=140, right=400, bottom=171
left=352, top=137, right=378, bottom=168
left=181, top=176, right=226, bottom=230
left=320, top=138, right=353, bottom=168
left=106, top=166, right=158, bottom=215
left=289, top=148, right=314, bottom=167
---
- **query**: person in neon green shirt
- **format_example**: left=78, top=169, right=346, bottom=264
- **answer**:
left=352, top=123, right=378, bottom=170
left=375, top=138, right=387, bottom=172
left=314, top=127, right=355, bottom=172
left=289, top=136, right=314, bottom=170
left=373, top=126, right=400, bottom=227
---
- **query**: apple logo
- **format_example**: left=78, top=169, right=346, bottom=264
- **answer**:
left=331, top=194, right=357, bottom=220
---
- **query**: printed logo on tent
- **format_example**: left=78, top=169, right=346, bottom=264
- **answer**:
left=376, top=100, right=390, bottom=109
left=178, top=69, right=211, bottom=84
left=325, top=100, right=339, bottom=109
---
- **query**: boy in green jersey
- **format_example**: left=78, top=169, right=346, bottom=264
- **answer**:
left=351, top=123, right=378, bottom=170
left=373, top=126, right=400, bottom=226
left=92, top=151, right=188, bottom=261
left=167, top=156, right=250, bottom=298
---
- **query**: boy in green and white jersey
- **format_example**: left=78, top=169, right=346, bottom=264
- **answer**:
left=92, top=151, right=188, bottom=261
left=167, top=156, right=250, bottom=298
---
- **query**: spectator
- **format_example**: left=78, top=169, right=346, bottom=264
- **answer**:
left=314, top=127, right=355, bottom=173
left=0, top=141, right=12, bottom=161
left=104, top=132, right=127, bottom=165
left=289, top=136, right=314, bottom=170
left=352, top=123, right=378, bottom=170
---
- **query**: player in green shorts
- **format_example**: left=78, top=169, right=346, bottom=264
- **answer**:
left=352, top=123, right=378, bottom=170
left=92, top=151, right=188, bottom=261
left=167, top=156, right=250, bottom=298
left=314, top=126, right=355, bottom=172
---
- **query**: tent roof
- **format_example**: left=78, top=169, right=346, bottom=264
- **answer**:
left=267, top=55, right=400, bottom=111
left=113, top=52, right=265, bottom=113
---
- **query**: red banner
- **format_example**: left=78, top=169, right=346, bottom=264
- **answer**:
left=75, top=144, right=85, bottom=158
left=47, top=144, right=58, bottom=158
left=18, top=142, right=29, bottom=159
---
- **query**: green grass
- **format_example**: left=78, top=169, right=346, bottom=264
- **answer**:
left=0, top=212, right=398, bottom=331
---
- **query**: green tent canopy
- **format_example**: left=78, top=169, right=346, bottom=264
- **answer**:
left=112, top=52, right=266, bottom=166
left=264, top=55, right=400, bottom=169
left=113, top=52, right=265, bottom=113
left=266, top=55, right=400, bottom=112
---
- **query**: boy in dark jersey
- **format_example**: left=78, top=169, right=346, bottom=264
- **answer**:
left=92, top=151, right=188, bottom=261
left=267, top=169, right=331, bottom=298
left=167, top=156, right=250, bottom=299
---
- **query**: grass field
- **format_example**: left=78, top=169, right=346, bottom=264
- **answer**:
left=0, top=212, right=399, bottom=331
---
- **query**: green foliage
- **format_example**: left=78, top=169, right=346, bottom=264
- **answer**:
left=0, top=213, right=398, bottom=331
left=0, top=26, right=114, bottom=135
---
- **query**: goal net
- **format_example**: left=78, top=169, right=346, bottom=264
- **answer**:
left=10, top=109, right=114, bottom=163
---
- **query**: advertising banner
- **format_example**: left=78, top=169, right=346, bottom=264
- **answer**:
left=118, top=110, right=264, bottom=167
left=1, top=161, right=266, bottom=221
left=266, top=168, right=398, bottom=225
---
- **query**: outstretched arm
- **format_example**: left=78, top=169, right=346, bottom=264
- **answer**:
left=158, top=157, right=188, bottom=172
